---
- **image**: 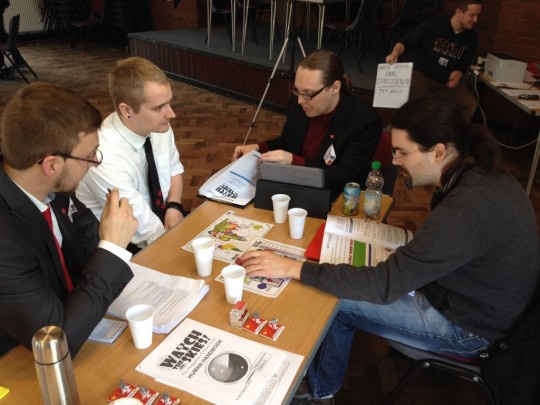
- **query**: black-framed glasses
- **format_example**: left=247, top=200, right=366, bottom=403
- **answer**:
left=291, top=85, right=328, bottom=101
left=391, top=148, right=420, bottom=159
left=38, top=148, right=103, bottom=166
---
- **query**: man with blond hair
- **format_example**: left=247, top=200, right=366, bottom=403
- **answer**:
left=0, top=82, right=138, bottom=356
left=77, top=57, right=185, bottom=252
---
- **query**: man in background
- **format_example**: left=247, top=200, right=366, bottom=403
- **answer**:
left=386, top=0, right=482, bottom=121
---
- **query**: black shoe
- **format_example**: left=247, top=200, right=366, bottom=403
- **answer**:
left=0, top=66, right=14, bottom=80
left=291, top=379, right=335, bottom=405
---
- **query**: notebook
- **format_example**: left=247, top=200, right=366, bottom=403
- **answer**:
left=88, top=318, right=128, bottom=344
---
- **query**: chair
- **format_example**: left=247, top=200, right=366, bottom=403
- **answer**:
left=323, top=0, right=385, bottom=72
left=379, top=0, right=427, bottom=55
left=0, top=15, right=38, bottom=84
left=70, top=0, right=106, bottom=51
left=323, top=0, right=367, bottom=71
left=372, top=129, right=398, bottom=197
left=383, top=284, right=540, bottom=405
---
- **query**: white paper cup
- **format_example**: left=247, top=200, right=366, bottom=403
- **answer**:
left=271, top=194, right=291, bottom=223
left=125, top=304, right=154, bottom=349
left=288, top=208, right=308, bottom=239
left=221, top=265, right=246, bottom=304
left=192, top=237, right=215, bottom=277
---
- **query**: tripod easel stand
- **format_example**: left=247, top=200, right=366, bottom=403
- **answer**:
left=242, top=0, right=307, bottom=145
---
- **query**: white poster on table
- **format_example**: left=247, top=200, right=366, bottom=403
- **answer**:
left=373, top=62, right=413, bottom=108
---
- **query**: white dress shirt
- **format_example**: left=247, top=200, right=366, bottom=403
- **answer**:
left=77, top=112, right=184, bottom=247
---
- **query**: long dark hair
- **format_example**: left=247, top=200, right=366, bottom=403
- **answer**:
left=298, top=49, right=353, bottom=94
left=391, top=96, right=503, bottom=186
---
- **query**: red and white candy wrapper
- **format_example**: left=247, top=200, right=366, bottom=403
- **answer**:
left=133, top=386, right=160, bottom=405
left=155, top=392, right=181, bottom=405
left=260, top=320, right=285, bottom=341
left=108, top=381, right=139, bottom=402
left=242, top=313, right=267, bottom=335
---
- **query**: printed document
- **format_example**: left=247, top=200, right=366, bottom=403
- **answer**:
left=199, top=150, right=261, bottom=206
left=136, top=318, right=303, bottom=405
left=320, top=215, right=413, bottom=266
left=107, top=263, right=209, bottom=334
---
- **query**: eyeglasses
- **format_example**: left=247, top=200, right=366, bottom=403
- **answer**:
left=38, top=148, right=103, bottom=166
left=291, top=85, right=328, bottom=101
left=391, top=148, right=420, bottom=159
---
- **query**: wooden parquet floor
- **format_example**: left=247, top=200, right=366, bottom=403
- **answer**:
left=1, top=38, right=538, bottom=404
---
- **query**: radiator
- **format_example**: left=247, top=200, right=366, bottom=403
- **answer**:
left=4, top=0, right=46, bottom=34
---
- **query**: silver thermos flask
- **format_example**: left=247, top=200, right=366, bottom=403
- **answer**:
left=32, top=326, right=81, bottom=405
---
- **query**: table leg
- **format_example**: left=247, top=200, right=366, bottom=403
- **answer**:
left=317, top=4, right=324, bottom=49
left=269, top=0, right=276, bottom=60
left=231, top=0, right=236, bottom=52
left=207, top=0, right=212, bottom=47
left=242, top=0, right=250, bottom=54
left=526, top=129, right=540, bottom=196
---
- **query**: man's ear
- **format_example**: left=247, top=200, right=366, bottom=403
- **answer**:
left=118, top=103, right=131, bottom=119
left=434, top=143, right=448, bottom=161
left=39, top=155, right=59, bottom=177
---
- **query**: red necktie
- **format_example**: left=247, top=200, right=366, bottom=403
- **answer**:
left=43, top=207, right=74, bottom=292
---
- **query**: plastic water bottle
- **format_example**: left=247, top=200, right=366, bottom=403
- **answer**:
left=364, top=161, right=384, bottom=220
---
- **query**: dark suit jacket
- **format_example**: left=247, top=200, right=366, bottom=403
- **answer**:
left=0, top=163, right=133, bottom=357
left=265, top=92, right=382, bottom=195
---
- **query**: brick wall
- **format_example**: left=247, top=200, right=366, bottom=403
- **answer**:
left=149, top=0, right=206, bottom=30
left=491, top=0, right=540, bottom=63
left=439, top=0, right=538, bottom=62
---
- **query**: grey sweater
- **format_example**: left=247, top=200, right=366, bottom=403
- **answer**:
left=301, top=168, right=539, bottom=343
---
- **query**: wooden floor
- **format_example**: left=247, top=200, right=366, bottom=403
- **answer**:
left=1, top=37, right=539, bottom=404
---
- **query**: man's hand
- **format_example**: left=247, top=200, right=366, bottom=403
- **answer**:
left=447, top=71, right=463, bottom=88
left=260, top=150, right=293, bottom=165
left=164, top=207, right=184, bottom=230
left=385, top=52, right=399, bottom=64
left=232, top=144, right=259, bottom=161
left=238, top=250, right=302, bottom=280
left=385, top=43, right=405, bottom=64
left=99, top=189, right=138, bottom=248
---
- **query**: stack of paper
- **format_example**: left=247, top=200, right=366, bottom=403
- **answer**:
left=107, top=263, right=209, bottom=334
left=136, top=318, right=303, bottom=405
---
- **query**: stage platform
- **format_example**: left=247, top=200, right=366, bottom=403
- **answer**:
left=129, top=24, right=382, bottom=111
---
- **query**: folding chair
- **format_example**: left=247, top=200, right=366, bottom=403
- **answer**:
left=70, top=0, right=106, bottom=51
left=0, top=15, right=38, bottom=83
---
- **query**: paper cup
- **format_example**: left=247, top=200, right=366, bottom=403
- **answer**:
left=125, top=304, right=154, bottom=349
left=192, top=237, right=215, bottom=277
left=271, top=194, right=290, bottom=223
left=221, top=265, right=246, bottom=304
left=288, top=208, right=307, bottom=239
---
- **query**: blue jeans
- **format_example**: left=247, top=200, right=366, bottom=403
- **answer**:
left=306, top=291, right=491, bottom=399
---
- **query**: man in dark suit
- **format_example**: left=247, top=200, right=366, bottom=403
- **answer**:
left=0, top=82, right=139, bottom=357
left=232, top=49, right=382, bottom=197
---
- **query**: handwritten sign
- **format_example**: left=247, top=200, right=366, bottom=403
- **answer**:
left=373, top=63, right=413, bottom=108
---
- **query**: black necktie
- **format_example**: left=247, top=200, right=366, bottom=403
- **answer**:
left=144, top=137, right=165, bottom=222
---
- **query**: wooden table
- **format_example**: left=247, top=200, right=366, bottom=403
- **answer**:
left=0, top=201, right=339, bottom=404
left=331, top=191, right=395, bottom=222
